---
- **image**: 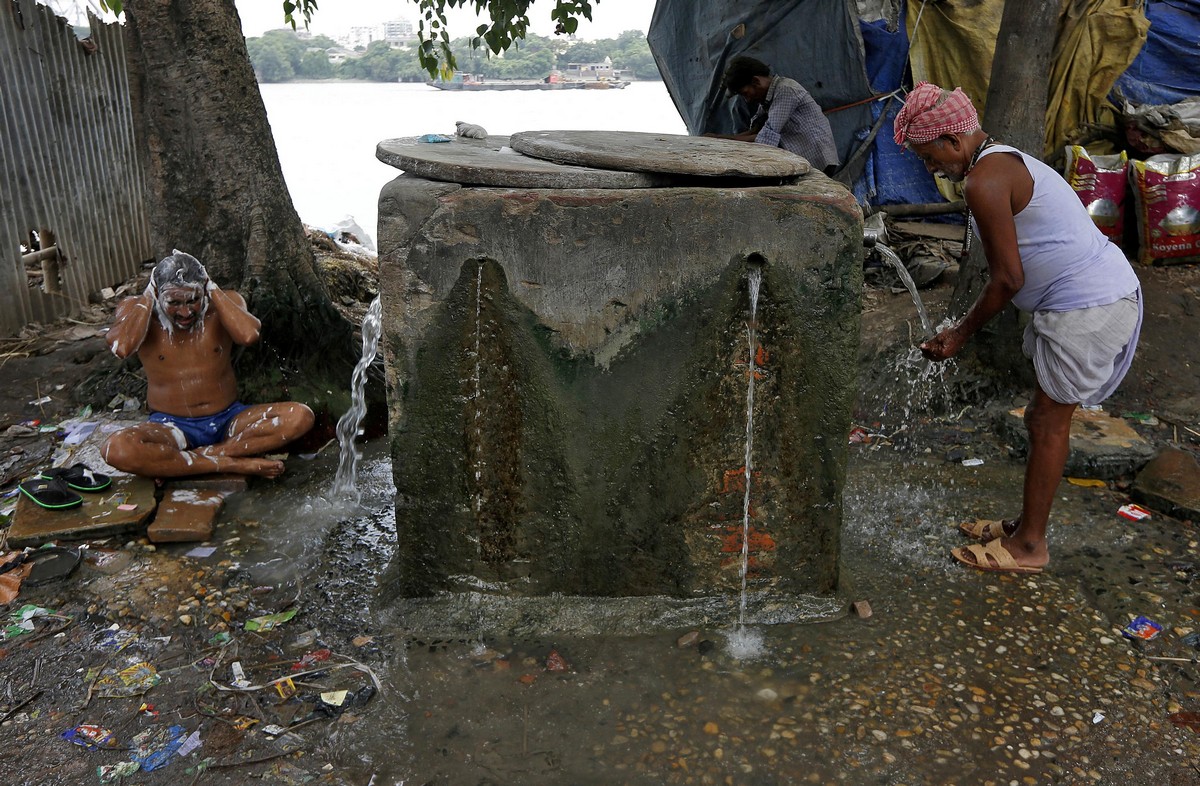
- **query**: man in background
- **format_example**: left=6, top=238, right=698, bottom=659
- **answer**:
left=708, top=55, right=839, bottom=175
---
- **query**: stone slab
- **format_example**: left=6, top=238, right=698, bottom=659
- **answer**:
left=164, top=473, right=249, bottom=494
left=376, top=135, right=672, bottom=189
left=1132, top=446, right=1200, bottom=521
left=509, top=129, right=812, bottom=178
left=6, top=476, right=157, bottom=547
left=147, top=489, right=226, bottom=543
left=1000, top=407, right=1157, bottom=479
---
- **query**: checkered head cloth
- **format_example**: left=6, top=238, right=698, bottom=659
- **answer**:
left=893, top=82, right=979, bottom=147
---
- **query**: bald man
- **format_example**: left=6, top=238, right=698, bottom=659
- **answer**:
left=894, top=83, right=1142, bottom=575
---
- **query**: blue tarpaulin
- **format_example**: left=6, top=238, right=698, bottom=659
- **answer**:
left=1113, top=0, right=1200, bottom=106
left=853, top=10, right=947, bottom=209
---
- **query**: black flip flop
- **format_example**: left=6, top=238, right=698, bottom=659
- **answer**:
left=24, top=546, right=82, bottom=586
left=41, top=463, right=111, bottom=492
left=18, top=477, right=83, bottom=510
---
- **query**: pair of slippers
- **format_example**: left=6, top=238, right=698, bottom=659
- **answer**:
left=951, top=518, right=1044, bottom=575
left=18, top=464, right=112, bottom=510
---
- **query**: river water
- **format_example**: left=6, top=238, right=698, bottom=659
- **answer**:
left=259, top=80, right=687, bottom=243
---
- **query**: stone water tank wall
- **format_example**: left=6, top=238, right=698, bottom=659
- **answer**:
left=378, top=175, right=862, bottom=599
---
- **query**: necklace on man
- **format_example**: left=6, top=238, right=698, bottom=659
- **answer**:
left=961, top=135, right=996, bottom=259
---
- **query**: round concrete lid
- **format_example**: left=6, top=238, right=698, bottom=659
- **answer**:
left=509, top=130, right=812, bottom=178
left=375, top=135, right=672, bottom=189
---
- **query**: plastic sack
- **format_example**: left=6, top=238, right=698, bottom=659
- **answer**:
left=1129, top=153, right=1200, bottom=265
left=1064, top=146, right=1128, bottom=244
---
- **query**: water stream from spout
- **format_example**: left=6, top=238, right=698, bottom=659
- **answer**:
left=332, top=295, right=383, bottom=504
left=737, top=267, right=763, bottom=633
left=876, top=244, right=934, bottom=339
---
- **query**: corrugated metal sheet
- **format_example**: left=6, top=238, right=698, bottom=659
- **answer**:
left=0, top=0, right=150, bottom=336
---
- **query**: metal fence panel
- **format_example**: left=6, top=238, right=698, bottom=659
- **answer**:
left=0, top=0, right=151, bottom=336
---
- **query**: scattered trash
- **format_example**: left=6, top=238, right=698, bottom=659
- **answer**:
left=351, top=634, right=373, bottom=648
left=292, top=629, right=321, bottom=649
left=261, top=724, right=288, bottom=736
left=320, top=690, right=348, bottom=707
left=28, top=396, right=52, bottom=406
left=1067, top=477, right=1107, bottom=488
left=1183, top=631, right=1200, bottom=648
left=275, top=677, right=298, bottom=699
left=676, top=630, right=700, bottom=648
left=185, top=545, right=217, bottom=558
left=208, top=631, right=231, bottom=646
left=116, top=503, right=138, bottom=511
left=1168, top=712, right=1200, bottom=733
left=244, top=608, right=298, bottom=632
left=1092, top=711, right=1105, bottom=724
left=848, top=426, right=870, bottom=444
left=129, top=724, right=188, bottom=771
left=1117, top=503, right=1153, bottom=521
left=1124, top=412, right=1160, bottom=426
left=3, top=604, right=56, bottom=639
left=230, top=661, right=251, bottom=689
left=95, top=661, right=161, bottom=697
left=62, top=421, right=98, bottom=445
left=61, top=724, right=121, bottom=750
left=545, top=649, right=569, bottom=672
left=1123, top=615, right=1163, bottom=640
left=961, top=458, right=984, bottom=467
left=852, top=600, right=873, bottom=619
left=292, top=648, right=332, bottom=671
left=417, top=133, right=453, bottom=143
left=96, top=626, right=138, bottom=652
left=98, top=762, right=140, bottom=782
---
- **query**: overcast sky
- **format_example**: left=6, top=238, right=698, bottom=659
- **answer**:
left=234, top=0, right=656, bottom=41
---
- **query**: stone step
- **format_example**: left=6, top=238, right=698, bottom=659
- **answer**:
left=146, top=488, right=226, bottom=543
left=6, top=476, right=157, bottom=547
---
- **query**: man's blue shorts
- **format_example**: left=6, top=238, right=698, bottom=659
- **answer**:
left=149, top=401, right=249, bottom=449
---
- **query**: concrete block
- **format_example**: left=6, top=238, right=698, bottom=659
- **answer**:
left=147, top=489, right=225, bottom=543
left=1133, top=446, right=1200, bottom=521
left=378, top=170, right=862, bottom=599
left=999, top=407, right=1157, bottom=479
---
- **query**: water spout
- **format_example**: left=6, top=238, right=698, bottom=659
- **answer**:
left=876, top=244, right=934, bottom=339
left=737, top=264, right=763, bottom=633
left=332, top=295, right=383, bottom=504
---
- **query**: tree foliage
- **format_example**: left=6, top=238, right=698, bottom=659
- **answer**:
left=245, top=29, right=658, bottom=83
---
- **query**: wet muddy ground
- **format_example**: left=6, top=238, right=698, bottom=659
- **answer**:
left=1, top=264, right=1199, bottom=785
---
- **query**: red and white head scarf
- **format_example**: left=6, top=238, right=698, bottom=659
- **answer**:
left=893, top=82, right=979, bottom=147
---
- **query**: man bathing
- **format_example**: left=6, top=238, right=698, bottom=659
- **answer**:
left=893, top=83, right=1142, bottom=574
left=103, top=251, right=314, bottom=478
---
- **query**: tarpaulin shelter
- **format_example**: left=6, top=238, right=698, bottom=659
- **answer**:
left=1112, top=0, right=1200, bottom=105
left=647, top=0, right=876, bottom=182
left=647, top=0, right=1195, bottom=209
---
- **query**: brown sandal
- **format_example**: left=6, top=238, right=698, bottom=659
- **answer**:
left=951, top=538, right=1044, bottom=574
left=957, top=518, right=1016, bottom=541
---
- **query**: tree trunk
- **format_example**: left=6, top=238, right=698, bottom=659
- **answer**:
left=950, top=0, right=1064, bottom=383
left=123, top=0, right=352, bottom=396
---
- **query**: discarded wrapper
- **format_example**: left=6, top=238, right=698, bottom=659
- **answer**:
left=1117, top=503, right=1152, bottom=521
left=961, top=458, right=984, bottom=467
left=62, top=724, right=121, bottom=750
left=1122, top=615, right=1163, bottom=641
left=244, top=608, right=297, bottom=632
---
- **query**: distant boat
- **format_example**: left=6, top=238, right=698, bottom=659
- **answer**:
left=428, top=72, right=628, bottom=91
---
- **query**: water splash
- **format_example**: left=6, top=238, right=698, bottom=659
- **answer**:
left=738, top=266, right=763, bottom=633
left=726, top=625, right=766, bottom=659
left=332, top=296, right=383, bottom=504
left=876, top=244, right=933, bottom=338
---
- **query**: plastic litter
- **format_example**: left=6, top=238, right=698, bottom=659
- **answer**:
left=1122, top=615, right=1163, bottom=640
left=98, top=762, right=140, bottom=782
left=129, top=724, right=188, bottom=771
left=62, top=724, right=121, bottom=749
left=1117, top=503, right=1152, bottom=521
left=961, top=458, right=984, bottom=467
left=417, top=133, right=453, bottom=143
left=95, top=661, right=161, bottom=697
left=244, top=608, right=297, bottom=631
left=3, top=604, right=56, bottom=639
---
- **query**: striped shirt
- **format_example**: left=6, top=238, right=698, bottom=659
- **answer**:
left=753, top=76, right=839, bottom=172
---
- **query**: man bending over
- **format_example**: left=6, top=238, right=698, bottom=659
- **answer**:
left=103, top=250, right=314, bottom=478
